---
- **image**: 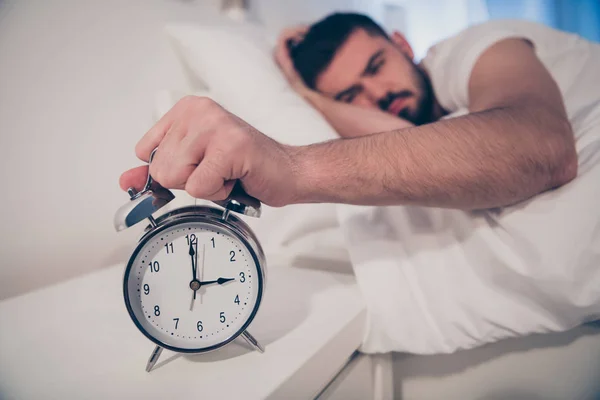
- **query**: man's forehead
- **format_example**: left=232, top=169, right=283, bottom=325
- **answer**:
left=315, top=28, right=386, bottom=95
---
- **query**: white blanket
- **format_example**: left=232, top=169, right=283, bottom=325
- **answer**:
left=338, top=140, right=600, bottom=353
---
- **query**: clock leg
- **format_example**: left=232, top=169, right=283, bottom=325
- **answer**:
left=241, top=330, right=265, bottom=353
left=145, top=345, right=163, bottom=372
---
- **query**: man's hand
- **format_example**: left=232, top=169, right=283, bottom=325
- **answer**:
left=274, top=25, right=319, bottom=101
left=119, top=96, right=298, bottom=207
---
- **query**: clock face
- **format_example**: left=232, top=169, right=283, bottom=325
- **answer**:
left=124, top=219, right=263, bottom=352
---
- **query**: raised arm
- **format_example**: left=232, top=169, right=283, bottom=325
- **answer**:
left=290, top=39, right=578, bottom=209
left=304, top=92, right=415, bottom=138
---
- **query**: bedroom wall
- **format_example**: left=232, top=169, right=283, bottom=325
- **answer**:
left=248, top=0, right=383, bottom=34
left=0, top=0, right=222, bottom=299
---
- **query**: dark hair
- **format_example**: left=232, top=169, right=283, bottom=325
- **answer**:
left=290, top=13, right=389, bottom=90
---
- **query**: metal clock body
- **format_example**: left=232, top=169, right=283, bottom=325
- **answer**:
left=114, top=148, right=266, bottom=371
left=123, top=206, right=266, bottom=354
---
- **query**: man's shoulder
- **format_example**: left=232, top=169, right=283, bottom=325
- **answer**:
left=423, top=19, right=554, bottom=73
left=430, top=19, right=547, bottom=51
left=422, top=19, right=551, bottom=112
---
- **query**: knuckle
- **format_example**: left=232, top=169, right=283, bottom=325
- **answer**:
left=150, top=162, right=176, bottom=188
left=158, top=173, right=176, bottom=188
left=181, top=96, right=224, bottom=124
left=185, top=181, right=205, bottom=199
left=178, top=95, right=217, bottom=111
left=196, top=96, right=219, bottom=110
left=194, top=95, right=212, bottom=106
left=209, top=109, right=228, bottom=125
left=270, top=199, right=286, bottom=208
left=211, top=189, right=229, bottom=201
left=149, top=164, right=164, bottom=185
left=176, top=95, right=197, bottom=112
left=179, top=95, right=200, bottom=105
left=231, top=130, right=252, bottom=151
left=204, top=153, right=227, bottom=176
left=135, top=143, right=147, bottom=161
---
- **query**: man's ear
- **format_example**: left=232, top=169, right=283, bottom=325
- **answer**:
left=390, top=31, right=414, bottom=60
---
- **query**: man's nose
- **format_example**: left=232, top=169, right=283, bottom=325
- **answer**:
left=362, top=79, right=388, bottom=105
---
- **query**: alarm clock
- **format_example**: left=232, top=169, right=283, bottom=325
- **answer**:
left=114, top=149, right=266, bottom=372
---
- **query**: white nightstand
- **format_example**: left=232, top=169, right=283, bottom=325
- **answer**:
left=0, top=263, right=393, bottom=399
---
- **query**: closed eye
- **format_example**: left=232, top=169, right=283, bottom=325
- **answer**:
left=335, top=86, right=362, bottom=103
left=365, top=58, right=385, bottom=76
left=340, top=92, right=357, bottom=103
left=362, top=50, right=385, bottom=77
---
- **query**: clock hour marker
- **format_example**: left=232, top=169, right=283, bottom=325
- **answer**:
left=126, top=221, right=261, bottom=352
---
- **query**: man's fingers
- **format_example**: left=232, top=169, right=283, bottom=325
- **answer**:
left=135, top=117, right=172, bottom=162
left=274, top=46, right=289, bottom=70
left=185, top=160, right=235, bottom=201
left=285, top=31, right=306, bottom=49
left=277, top=25, right=308, bottom=48
left=274, top=25, right=307, bottom=68
left=119, top=165, right=149, bottom=192
left=274, top=41, right=303, bottom=89
left=134, top=99, right=190, bottom=162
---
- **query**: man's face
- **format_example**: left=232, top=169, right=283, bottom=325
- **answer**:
left=315, top=28, right=434, bottom=125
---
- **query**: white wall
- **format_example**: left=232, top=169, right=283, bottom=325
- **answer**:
left=379, top=0, right=488, bottom=60
left=248, top=0, right=382, bottom=35
left=0, top=0, right=221, bottom=299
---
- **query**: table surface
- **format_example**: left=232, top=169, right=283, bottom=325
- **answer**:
left=0, top=263, right=365, bottom=400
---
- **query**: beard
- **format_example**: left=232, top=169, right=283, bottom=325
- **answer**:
left=377, top=63, right=435, bottom=126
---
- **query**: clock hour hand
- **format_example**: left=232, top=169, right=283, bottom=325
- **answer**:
left=198, top=277, right=235, bottom=286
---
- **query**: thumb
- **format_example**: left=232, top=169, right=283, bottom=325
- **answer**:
left=119, top=165, right=148, bottom=192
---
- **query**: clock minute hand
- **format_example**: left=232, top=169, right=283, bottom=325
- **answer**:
left=189, top=241, right=199, bottom=310
left=188, top=241, right=197, bottom=282
left=195, top=241, right=199, bottom=282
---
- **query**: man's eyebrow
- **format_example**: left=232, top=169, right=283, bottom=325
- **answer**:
left=334, top=85, right=361, bottom=101
left=332, top=50, right=384, bottom=100
left=361, top=49, right=384, bottom=76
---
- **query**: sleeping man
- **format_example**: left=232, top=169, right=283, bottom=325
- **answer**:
left=120, top=14, right=600, bottom=352
left=120, top=13, right=594, bottom=209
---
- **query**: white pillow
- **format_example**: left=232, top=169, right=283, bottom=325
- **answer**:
left=164, top=23, right=339, bottom=146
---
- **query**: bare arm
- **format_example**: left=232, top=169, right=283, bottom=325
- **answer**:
left=304, top=91, right=414, bottom=138
left=290, top=39, right=577, bottom=209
